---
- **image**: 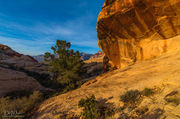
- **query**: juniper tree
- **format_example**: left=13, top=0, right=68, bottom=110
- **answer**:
left=44, top=40, right=84, bottom=90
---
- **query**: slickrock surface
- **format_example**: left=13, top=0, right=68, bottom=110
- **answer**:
left=97, top=0, right=180, bottom=68
left=0, top=44, right=51, bottom=97
left=0, top=67, right=49, bottom=97
left=32, top=48, right=180, bottom=119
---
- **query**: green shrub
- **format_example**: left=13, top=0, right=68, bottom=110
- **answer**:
left=78, top=95, right=115, bottom=119
left=120, top=90, right=141, bottom=104
left=97, top=101, right=115, bottom=119
left=78, top=95, right=98, bottom=119
left=0, top=91, right=42, bottom=118
left=142, top=88, right=154, bottom=97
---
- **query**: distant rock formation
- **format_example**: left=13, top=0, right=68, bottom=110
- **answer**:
left=0, top=44, right=51, bottom=97
left=89, top=51, right=104, bottom=60
left=0, top=44, right=22, bottom=57
left=85, top=51, right=104, bottom=63
left=97, top=0, right=180, bottom=68
left=33, top=55, right=45, bottom=63
left=0, top=44, right=38, bottom=67
left=80, top=53, right=93, bottom=61
left=33, top=53, right=93, bottom=62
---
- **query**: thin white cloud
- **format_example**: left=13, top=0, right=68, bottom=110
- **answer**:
left=33, top=24, right=74, bottom=36
left=0, top=13, right=100, bottom=55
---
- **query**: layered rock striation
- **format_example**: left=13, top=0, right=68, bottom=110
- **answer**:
left=0, top=44, right=38, bottom=67
left=97, top=0, right=180, bottom=68
left=0, top=44, right=52, bottom=97
left=0, top=67, right=49, bottom=97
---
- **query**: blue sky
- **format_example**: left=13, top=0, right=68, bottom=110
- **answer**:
left=0, top=0, right=104, bottom=55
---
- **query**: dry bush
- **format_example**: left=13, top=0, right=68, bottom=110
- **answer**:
left=0, top=91, right=42, bottom=118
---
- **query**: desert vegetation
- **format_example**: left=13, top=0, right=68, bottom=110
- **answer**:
left=120, top=90, right=141, bottom=104
left=142, top=88, right=154, bottom=97
left=0, top=91, right=42, bottom=119
left=77, top=88, right=159, bottom=119
left=120, top=88, right=155, bottom=105
left=164, top=91, right=180, bottom=105
left=44, top=40, right=84, bottom=92
left=117, top=88, right=166, bottom=119
left=78, top=95, right=115, bottom=119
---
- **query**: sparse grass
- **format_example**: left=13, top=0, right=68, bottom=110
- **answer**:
left=0, top=91, right=42, bottom=119
left=142, top=88, right=154, bottom=97
left=120, top=90, right=141, bottom=104
left=134, top=107, right=149, bottom=116
left=165, top=97, right=180, bottom=105
left=164, top=91, right=180, bottom=105
left=141, top=108, right=164, bottom=119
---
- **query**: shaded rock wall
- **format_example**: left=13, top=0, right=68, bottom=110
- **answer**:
left=97, top=0, right=180, bottom=68
left=0, top=67, right=51, bottom=97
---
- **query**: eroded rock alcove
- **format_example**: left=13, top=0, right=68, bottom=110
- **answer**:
left=97, top=0, right=180, bottom=68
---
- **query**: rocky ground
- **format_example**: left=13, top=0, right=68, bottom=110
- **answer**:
left=32, top=48, right=180, bottom=119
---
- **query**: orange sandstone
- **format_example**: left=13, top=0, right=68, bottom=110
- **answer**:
left=97, top=0, right=180, bottom=68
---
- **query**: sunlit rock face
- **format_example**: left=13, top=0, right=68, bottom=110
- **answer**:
left=0, top=44, right=38, bottom=67
left=97, top=0, right=180, bottom=68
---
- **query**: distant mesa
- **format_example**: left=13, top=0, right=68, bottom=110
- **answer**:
left=33, top=51, right=104, bottom=63
left=84, top=51, right=104, bottom=63
left=33, top=55, right=45, bottom=63
left=80, top=52, right=93, bottom=61
left=89, top=51, right=104, bottom=59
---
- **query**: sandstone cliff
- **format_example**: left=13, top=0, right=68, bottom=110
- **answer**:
left=97, top=0, right=180, bottom=68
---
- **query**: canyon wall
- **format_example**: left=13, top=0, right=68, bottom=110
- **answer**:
left=97, top=0, right=180, bottom=68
